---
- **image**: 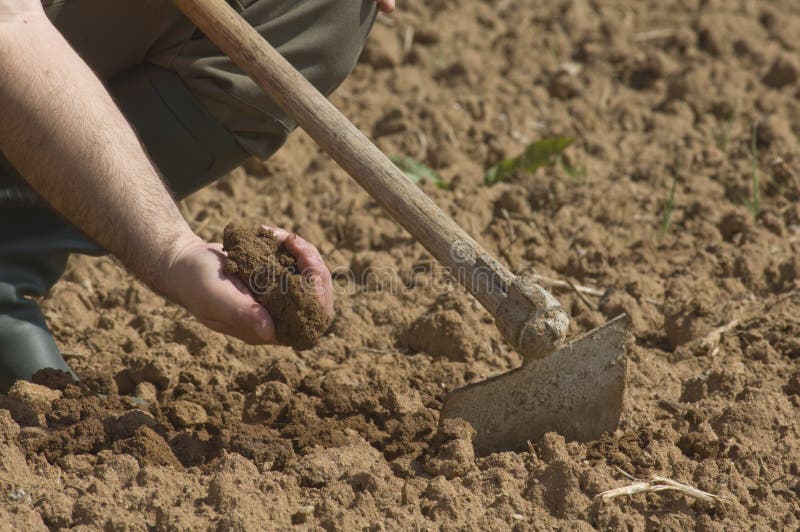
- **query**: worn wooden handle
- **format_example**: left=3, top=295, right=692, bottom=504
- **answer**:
left=171, top=0, right=569, bottom=356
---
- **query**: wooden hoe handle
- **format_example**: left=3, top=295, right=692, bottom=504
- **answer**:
left=171, top=0, right=569, bottom=358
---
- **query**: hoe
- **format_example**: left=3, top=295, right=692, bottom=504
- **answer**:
left=172, top=0, right=628, bottom=456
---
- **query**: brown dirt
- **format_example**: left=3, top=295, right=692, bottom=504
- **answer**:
left=2, top=0, right=800, bottom=529
left=222, top=223, right=329, bottom=349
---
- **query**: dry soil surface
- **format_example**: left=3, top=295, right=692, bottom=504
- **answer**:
left=2, top=0, right=800, bottom=529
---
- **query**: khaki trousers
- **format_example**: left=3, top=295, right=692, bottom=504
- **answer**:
left=42, top=0, right=377, bottom=158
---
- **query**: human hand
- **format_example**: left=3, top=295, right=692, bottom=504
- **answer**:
left=375, top=0, right=395, bottom=13
left=164, top=229, right=334, bottom=345
left=264, top=226, right=335, bottom=319
left=164, top=233, right=275, bottom=344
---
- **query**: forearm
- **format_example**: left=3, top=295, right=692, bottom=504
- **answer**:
left=0, top=7, right=195, bottom=295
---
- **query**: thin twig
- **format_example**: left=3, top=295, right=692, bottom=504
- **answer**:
left=614, top=466, right=638, bottom=481
left=415, top=130, right=428, bottom=160
left=531, top=275, right=605, bottom=297
left=696, top=319, right=740, bottom=357
left=643, top=297, right=663, bottom=308
left=500, top=208, right=516, bottom=242
left=596, top=474, right=730, bottom=504
left=566, top=278, right=597, bottom=311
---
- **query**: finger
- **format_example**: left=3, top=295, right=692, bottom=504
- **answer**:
left=282, top=233, right=335, bottom=318
left=262, top=226, right=290, bottom=242
left=377, top=0, right=395, bottom=13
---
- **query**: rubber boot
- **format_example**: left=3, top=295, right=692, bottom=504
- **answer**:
left=0, top=254, right=76, bottom=392
left=0, top=65, right=250, bottom=391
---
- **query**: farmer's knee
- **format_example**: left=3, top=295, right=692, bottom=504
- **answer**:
left=153, top=0, right=377, bottom=159
left=299, top=0, right=377, bottom=96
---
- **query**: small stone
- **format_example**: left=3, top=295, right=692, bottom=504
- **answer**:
left=169, top=400, right=208, bottom=428
left=7, top=381, right=61, bottom=414
left=8, top=488, right=30, bottom=503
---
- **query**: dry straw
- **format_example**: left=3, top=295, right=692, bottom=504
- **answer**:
left=596, top=469, right=731, bottom=505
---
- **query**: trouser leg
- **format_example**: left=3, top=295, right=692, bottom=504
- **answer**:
left=153, top=0, right=378, bottom=159
left=108, top=65, right=250, bottom=199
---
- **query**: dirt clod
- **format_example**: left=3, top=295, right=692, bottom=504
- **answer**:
left=424, top=418, right=476, bottom=479
left=7, top=381, right=61, bottom=415
left=169, top=400, right=208, bottom=428
left=31, top=368, right=75, bottom=390
left=112, top=426, right=182, bottom=468
left=222, top=224, right=329, bottom=349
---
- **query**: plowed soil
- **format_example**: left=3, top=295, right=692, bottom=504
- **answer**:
left=2, top=0, right=800, bottom=529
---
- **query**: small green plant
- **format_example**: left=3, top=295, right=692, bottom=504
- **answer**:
left=659, top=176, right=678, bottom=238
left=745, top=124, right=761, bottom=216
left=484, top=137, right=575, bottom=185
left=390, top=155, right=450, bottom=190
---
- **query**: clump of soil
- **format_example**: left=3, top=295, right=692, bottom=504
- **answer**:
left=222, top=224, right=328, bottom=349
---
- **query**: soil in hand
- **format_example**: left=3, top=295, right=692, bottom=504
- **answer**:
left=222, top=224, right=328, bottom=349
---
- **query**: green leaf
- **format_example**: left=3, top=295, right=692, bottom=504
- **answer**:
left=484, top=157, right=518, bottom=185
left=659, top=176, right=678, bottom=238
left=390, top=155, right=450, bottom=190
left=484, top=136, right=575, bottom=185
left=520, top=137, right=574, bottom=173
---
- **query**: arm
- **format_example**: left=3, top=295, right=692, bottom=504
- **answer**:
left=0, top=5, right=189, bottom=293
left=0, top=3, right=332, bottom=344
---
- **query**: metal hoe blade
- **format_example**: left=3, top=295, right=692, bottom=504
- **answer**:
left=441, top=314, right=629, bottom=456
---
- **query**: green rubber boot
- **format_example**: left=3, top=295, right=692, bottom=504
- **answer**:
left=0, top=252, right=76, bottom=392
left=0, top=66, right=249, bottom=392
